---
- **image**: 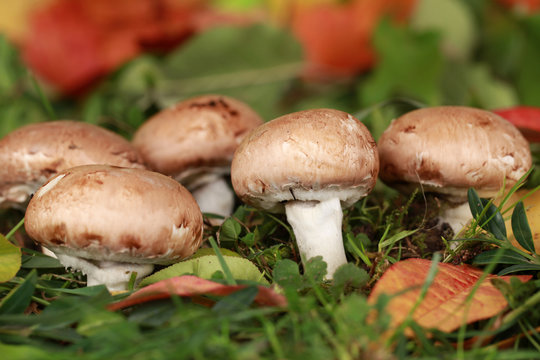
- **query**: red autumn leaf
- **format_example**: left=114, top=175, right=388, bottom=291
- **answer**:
left=493, top=106, right=540, bottom=143
left=20, top=0, right=255, bottom=94
left=107, top=275, right=287, bottom=311
left=368, top=258, right=531, bottom=333
left=291, top=0, right=416, bottom=77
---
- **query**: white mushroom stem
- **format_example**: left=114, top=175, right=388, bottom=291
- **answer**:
left=56, top=253, right=154, bottom=292
left=285, top=197, right=347, bottom=279
left=190, top=177, right=235, bottom=224
left=438, top=201, right=473, bottom=238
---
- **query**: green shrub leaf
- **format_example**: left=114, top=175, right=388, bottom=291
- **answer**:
left=511, top=201, right=535, bottom=253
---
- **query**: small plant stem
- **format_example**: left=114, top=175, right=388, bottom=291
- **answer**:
left=502, top=290, right=540, bottom=326
left=5, top=218, right=25, bottom=241
left=31, top=296, right=50, bottom=307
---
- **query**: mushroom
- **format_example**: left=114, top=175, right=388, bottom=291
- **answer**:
left=24, top=165, right=204, bottom=291
left=377, top=106, right=532, bottom=235
left=132, top=95, right=264, bottom=222
left=0, top=120, right=145, bottom=209
left=231, top=109, right=379, bottom=278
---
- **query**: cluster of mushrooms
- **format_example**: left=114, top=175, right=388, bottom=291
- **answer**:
left=0, top=96, right=532, bottom=291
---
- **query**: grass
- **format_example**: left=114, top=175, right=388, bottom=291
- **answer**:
left=1, top=180, right=540, bottom=359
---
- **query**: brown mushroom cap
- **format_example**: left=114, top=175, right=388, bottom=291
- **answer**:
left=25, top=165, right=204, bottom=264
left=378, top=106, right=532, bottom=201
left=0, top=120, right=145, bottom=206
left=231, top=109, right=379, bottom=213
left=132, top=94, right=264, bottom=183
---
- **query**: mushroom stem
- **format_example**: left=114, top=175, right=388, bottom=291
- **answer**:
left=56, top=253, right=154, bottom=292
left=190, top=177, right=234, bottom=223
left=438, top=201, right=472, bottom=237
left=285, top=197, right=347, bottom=279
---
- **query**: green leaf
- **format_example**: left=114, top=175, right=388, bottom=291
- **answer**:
left=410, top=0, right=476, bottom=60
left=0, top=270, right=37, bottom=315
left=219, top=217, right=243, bottom=244
left=191, top=247, right=242, bottom=259
left=359, top=19, right=443, bottom=107
left=139, top=255, right=266, bottom=287
left=20, top=253, right=62, bottom=269
left=468, top=188, right=507, bottom=241
left=497, top=263, right=540, bottom=276
left=517, top=16, right=540, bottom=107
left=465, top=63, right=518, bottom=109
left=511, top=201, right=535, bottom=253
left=158, top=24, right=303, bottom=120
left=0, top=343, right=54, bottom=360
left=212, top=286, right=259, bottom=314
left=272, top=259, right=303, bottom=289
left=0, top=234, right=21, bottom=282
left=330, top=263, right=369, bottom=300
left=303, top=256, right=327, bottom=283
left=77, top=310, right=126, bottom=337
left=473, top=249, right=530, bottom=265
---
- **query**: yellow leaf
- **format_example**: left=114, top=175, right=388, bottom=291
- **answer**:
left=0, top=234, right=21, bottom=282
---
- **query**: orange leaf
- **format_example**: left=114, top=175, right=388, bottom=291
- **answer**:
left=291, top=0, right=416, bottom=76
left=107, top=275, right=287, bottom=311
left=368, top=258, right=531, bottom=333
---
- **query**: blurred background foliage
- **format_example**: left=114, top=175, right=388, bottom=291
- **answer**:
left=0, top=0, right=539, bottom=140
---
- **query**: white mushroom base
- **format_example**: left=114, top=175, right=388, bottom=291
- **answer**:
left=190, top=177, right=235, bottom=224
left=285, top=197, right=347, bottom=279
left=437, top=201, right=473, bottom=244
left=56, top=253, right=154, bottom=292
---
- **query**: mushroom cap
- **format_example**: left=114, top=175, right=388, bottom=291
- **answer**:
left=0, top=120, right=145, bottom=206
left=378, top=106, right=532, bottom=201
left=132, top=94, right=264, bottom=183
left=24, top=165, right=204, bottom=265
left=231, top=109, right=379, bottom=213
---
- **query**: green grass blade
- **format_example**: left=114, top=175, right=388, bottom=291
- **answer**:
left=208, top=236, right=237, bottom=286
left=511, top=201, right=535, bottom=253
left=0, top=270, right=37, bottom=315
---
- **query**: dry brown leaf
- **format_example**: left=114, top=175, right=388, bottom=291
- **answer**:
left=367, top=258, right=531, bottom=333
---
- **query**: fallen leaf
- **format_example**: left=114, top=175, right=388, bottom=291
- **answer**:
left=291, top=0, right=416, bottom=77
left=0, top=234, right=21, bottom=283
left=107, top=275, right=287, bottom=311
left=368, top=258, right=531, bottom=333
left=496, top=188, right=540, bottom=252
left=493, top=106, right=540, bottom=143
left=138, top=254, right=268, bottom=287
left=20, top=0, right=255, bottom=94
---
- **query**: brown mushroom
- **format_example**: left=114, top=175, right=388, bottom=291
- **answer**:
left=132, top=95, right=264, bottom=221
left=378, top=106, right=532, bottom=235
left=0, top=120, right=145, bottom=209
left=24, top=165, right=204, bottom=291
left=231, top=109, right=379, bottom=278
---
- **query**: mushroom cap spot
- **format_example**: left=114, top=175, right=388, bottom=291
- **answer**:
left=132, top=94, right=264, bottom=181
left=231, top=109, right=379, bottom=213
left=377, top=106, right=532, bottom=201
left=0, top=120, right=145, bottom=206
left=24, top=165, right=204, bottom=265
